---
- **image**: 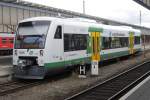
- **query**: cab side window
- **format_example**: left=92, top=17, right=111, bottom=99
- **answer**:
left=54, top=26, right=62, bottom=39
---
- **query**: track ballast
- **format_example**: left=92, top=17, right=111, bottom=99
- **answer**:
left=0, top=80, right=41, bottom=96
left=65, top=61, right=150, bottom=100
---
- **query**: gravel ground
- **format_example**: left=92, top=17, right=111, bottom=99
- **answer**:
left=0, top=51, right=150, bottom=100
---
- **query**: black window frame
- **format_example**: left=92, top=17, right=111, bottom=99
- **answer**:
left=102, top=36, right=129, bottom=50
left=102, top=37, right=111, bottom=50
left=64, top=33, right=88, bottom=52
left=54, top=25, right=62, bottom=39
left=134, top=36, right=141, bottom=44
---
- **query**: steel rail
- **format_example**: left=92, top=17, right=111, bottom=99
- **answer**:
left=65, top=60, right=150, bottom=100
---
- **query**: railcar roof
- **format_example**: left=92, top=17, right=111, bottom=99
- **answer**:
left=20, top=17, right=141, bottom=33
left=19, top=16, right=60, bottom=23
left=0, top=33, right=14, bottom=37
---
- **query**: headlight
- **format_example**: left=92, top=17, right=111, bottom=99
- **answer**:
left=40, top=59, right=44, bottom=65
left=18, top=59, right=26, bottom=67
left=14, top=50, right=17, bottom=56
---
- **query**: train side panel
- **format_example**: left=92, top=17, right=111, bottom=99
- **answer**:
left=0, top=34, right=14, bottom=55
left=12, top=17, right=142, bottom=79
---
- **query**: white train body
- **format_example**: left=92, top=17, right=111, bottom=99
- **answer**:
left=13, top=17, right=142, bottom=79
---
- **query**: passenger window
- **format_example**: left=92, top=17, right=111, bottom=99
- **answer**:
left=10, top=38, right=14, bottom=43
left=64, top=34, right=87, bottom=52
left=54, top=26, right=62, bottom=39
left=102, top=36, right=129, bottom=50
left=2, top=38, right=7, bottom=44
left=134, top=36, right=140, bottom=44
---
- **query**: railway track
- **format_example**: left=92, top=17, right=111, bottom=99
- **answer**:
left=65, top=60, right=150, bottom=100
left=0, top=71, right=71, bottom=96
left=0, top=80, right=42, bottom=96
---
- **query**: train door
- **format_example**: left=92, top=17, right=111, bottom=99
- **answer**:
left=88, top=29, right=102, bottom=75
left=91, top=32, right=101, bottom=61
left=129, top=32, right=134, bottom=54
left=53, top=25, right=64, bottom=66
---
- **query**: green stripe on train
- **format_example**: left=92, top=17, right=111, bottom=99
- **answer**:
left=101, top=50, right=129, bottom=60
left=88, top=27, right=103, bottom=32
left=101, top=48, right=142, bottom=60
left=44, top=57, right=90, bottom=68
left=44, top=49, right=141, bottom=68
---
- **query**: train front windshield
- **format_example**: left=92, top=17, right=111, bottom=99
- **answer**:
left=15, top=21, right=50, bottom=49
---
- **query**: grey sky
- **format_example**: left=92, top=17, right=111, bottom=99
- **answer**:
left=23, top=0, right=150, bottom=28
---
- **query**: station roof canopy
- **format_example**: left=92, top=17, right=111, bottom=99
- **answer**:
left=1, top=0, right=150, bottom=35
left=1, top=0, right=17, bottom=2
left=134, top=0, right=150, bottom=10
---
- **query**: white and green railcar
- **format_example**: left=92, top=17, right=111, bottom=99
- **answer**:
left=13, top=17, right=142, bottom=79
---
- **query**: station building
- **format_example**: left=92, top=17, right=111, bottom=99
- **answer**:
left=0, top=0, right=150, bottom=45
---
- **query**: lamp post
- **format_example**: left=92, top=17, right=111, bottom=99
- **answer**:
left=83, top=0, right=85, bottom=14
left=140, top=10, right=146, bottom=58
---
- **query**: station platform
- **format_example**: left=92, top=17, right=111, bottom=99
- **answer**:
left=120, top=75, right=150, bottom=100
left=0, top=56, right=12, bottom=77
left=143, top=45, right=150, bottom=50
